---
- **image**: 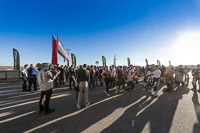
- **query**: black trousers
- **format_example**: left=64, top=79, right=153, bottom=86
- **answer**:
left=22, top=77, right=28, bottom=91
left=99, top=76, right=103, bottom=86
left=69, top=78, right=75, bottom=90
left=94, top=76, right=98, bottom=86
left=54, top=77, right=59, bottom=88
left=59, top=77, right=64, bottom=86
left=127, top=81, right=134, bottom=89
left=28, top=77, right=37, bottom=91
left=109, top=77, right=115, bottom=88
left=105, top=78, right=110, bottom=94
left=89, top=78, right=95, bottom=89
left=39, top=89, right=53, bottom=113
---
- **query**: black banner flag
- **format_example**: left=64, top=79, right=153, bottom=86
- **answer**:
left=157, top=60, right=161, bottom=66
left=71, top=53, right=76, bottom=68
left=127, top=57, right=130, bottom=66
left=169, top=60, right=172, bottom=66
left=145, top=59, right=148, bottom=66
left=102, top=56, right=106, bottom=67
left=13, top=48, right=20, bottom=70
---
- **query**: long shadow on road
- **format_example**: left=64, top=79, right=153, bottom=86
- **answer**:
left=19, top=85, right=156, bottom=133
left=192, top=90, right=200, bottom=133
left=102, top=85, right=189, bottom=133
left=0, top=83, right=190, bottom=133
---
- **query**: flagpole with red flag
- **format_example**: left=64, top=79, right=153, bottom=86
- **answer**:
left=52, top=35, right=58, bottom=65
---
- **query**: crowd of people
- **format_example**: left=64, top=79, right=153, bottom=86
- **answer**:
left=20, top=63, right=200, bottom=114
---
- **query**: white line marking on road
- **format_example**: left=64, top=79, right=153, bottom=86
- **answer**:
left=0, top=111, right=36, bottom=124
left=0, top=111, right=14, bottom=118
left=23, top=93, right=124, bottom=133
left=0, top=94, right=70, bottom=111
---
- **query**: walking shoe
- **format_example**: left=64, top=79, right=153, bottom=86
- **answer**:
left=104, top=91, right=108, bottom=94
left=77, top=104, right=81, bottom=109
left=86, top=102, right=90, bottom=108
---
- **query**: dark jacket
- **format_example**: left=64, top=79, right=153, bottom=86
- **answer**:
left=77, top=68, right=90, bottom=83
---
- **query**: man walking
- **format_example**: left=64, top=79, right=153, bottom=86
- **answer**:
left=89, top=65, right=95, bottom=90
left=150, top=65, right=161, bottom=96
left=110, top=65, right=116, bottom=88
left=76, top=64, right=90, bottom=109
left=21, top=64, right=29, bottom=91
left=127, top=66, right=135, bottom=90
left=184, top=66, right=190, bottom=83
left=58, top=65, right=65, bottom=86
left=37, top=63, right=60, bottom=114
left=116, top=66, right=124, bottom=93
left=27, top=64, right=39, bottom=92
left=68, top=65, right=75, bottom=90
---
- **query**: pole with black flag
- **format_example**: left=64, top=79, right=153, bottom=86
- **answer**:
left=127, top=57, right=130, bottom=67
left=102, top=56, right=106, bottom=68
left=145, top=59, right=148, bottom=66
left=114, top=55, right=116, bottom=67
left=71, top=53, right=76, bottom=68
left=169, top=60, right=172, bottom=66
left=157, top=60, right=161, bottom=67
left=13, top=48, right=20, bottom=70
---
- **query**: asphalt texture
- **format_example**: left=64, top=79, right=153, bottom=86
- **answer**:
left=0, top=75, right=200, bottom=133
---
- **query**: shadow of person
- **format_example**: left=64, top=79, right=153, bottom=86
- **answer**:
left=100, top=92, right=156, bottom=133
left=102, top=85, right=189, bottom=133
left=26, top=87, right=154, bottom=133
left=192, top=91, right=200, bottom=133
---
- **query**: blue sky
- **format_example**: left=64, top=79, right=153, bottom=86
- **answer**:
left=1, top=0, right=200, bottom=66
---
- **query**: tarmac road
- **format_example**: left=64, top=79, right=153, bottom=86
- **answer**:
left=0, top=75, right=200, bottom=133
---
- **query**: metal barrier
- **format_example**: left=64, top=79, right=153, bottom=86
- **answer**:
left=0, top=70, right=21, bottom=80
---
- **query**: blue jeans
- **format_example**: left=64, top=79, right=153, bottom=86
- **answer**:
left=151, top=77, right=159, bottom=87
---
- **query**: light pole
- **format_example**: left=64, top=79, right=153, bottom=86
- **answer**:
left=114, top=55, right=116, bottom=67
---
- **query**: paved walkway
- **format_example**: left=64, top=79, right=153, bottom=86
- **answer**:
left=0, top=76, right=200, bottom=133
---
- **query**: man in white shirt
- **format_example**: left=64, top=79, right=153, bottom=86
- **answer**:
left=37, top=63, right=60, bottom=114
left=110, top=65, right=116, bottom=88
left=152, top=65, right=161, bottom=79
left=21, top=64, right=29, bottom=91
left=127, top=66, right=135, bottom=89
left=150, top=65, right=161, bottom=96
left=184, top=66, right=190, bottom=82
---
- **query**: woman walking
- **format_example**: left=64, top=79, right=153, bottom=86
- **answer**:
left=102, top=66, right=111, bottom=96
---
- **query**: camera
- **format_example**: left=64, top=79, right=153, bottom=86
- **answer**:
left=42, top=63, right=54, bottom=70
left=36, top=63, right=54, bottom=71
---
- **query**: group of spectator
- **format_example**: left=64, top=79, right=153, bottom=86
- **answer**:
left=74, top=64, right=144, bottom=109
left=21, top=64, right=39, bottom=92
left=21, top=62, right=200, bottom=113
